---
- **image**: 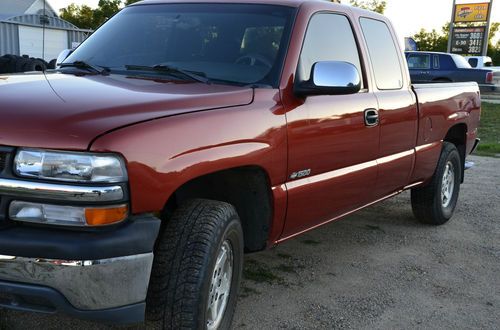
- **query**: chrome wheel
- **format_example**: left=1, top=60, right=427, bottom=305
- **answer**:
left=441, top=161, right=455, bottom=208
left=207, top=240, right=233, bottom=330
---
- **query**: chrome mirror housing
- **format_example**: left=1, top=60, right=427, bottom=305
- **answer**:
left=56, top=49, right=73, bottom=68
left=295, top=61, right=361, bottom=96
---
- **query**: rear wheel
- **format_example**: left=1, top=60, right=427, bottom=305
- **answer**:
left=146, top=199, right=244, bottom=330
left=411, top=142, right=461, bottom=225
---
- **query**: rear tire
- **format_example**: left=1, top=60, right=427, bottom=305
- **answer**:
left=146, top=199, right=244, bottom=330
left=411, top=142, right=461, bottom=225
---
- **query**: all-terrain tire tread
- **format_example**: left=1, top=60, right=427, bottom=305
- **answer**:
left=146, top=199, right=240, bottom=329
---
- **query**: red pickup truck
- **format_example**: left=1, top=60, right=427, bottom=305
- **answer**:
left=0, top=0, right=480, bottom=328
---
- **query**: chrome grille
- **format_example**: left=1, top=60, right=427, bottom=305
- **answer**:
left=0, top=152, right=7, bottom=172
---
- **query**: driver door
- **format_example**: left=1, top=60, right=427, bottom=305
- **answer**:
left=282, top=12, right=379, bottom=238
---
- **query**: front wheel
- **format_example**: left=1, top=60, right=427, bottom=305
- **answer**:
left=411, top=142, right=462, bottom=225
left=147, top=199, right=244, bottom=329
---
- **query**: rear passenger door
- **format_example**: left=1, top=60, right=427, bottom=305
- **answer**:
left=359, top=18, right=418, bottom=198
left=283, top=12, right=379, bottom=238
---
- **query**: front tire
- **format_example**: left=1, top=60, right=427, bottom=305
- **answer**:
left=411, top=142, right=462, bottom=225
left=147, top=199, right=244, bottom=329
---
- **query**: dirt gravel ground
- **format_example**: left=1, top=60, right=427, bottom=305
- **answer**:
left=1, top=155, right=499, bottom=329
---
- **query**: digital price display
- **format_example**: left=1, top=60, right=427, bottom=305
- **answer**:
left=450, top=26, right=486, bottom=55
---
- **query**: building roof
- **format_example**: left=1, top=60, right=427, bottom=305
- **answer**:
left=0, top=0, right=36, bottom=16
left=0, top=0, right=56, bottom=21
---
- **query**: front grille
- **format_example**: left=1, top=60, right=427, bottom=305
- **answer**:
left=0, top=148, right=14, bottom=224
left=0, top=152, right=6, bottom=172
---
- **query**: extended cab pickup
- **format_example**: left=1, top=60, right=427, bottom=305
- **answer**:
left=0, top=0, right=480, bottom=328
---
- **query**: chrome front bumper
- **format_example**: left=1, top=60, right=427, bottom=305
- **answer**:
left=0, top=252, right=153, bottom=310
left=0, top=178, right=124, bottom=202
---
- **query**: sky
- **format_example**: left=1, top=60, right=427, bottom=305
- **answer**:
left=49, top=0, right=500, bottom=42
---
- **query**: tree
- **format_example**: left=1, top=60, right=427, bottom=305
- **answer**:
left=92, top=0, right=121, bottom=27
left=124, top=0, right=141, bottom=4
left=349, top=0, right=387, bottom=14
left=412, top=23, right=449, bottom=52
left=60, top=0, right=122, bottom=30
left=487, top=23, right=500, bottom=64
left=60, top=4, right=95, bottom=29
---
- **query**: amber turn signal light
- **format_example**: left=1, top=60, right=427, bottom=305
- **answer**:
left=85, top=205, right=128, bottom=226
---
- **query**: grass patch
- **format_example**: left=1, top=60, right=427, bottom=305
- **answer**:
left=476, top=102, right=500, bottom=157
left=277, top=253, right=293, bottom=260
left=302, top=239, right=321, bottom=246
left=277, top=264, right=296, bottom=273
left=239, top=286, right=260, bottom=298
left=243, top=259, right=284, bottom=284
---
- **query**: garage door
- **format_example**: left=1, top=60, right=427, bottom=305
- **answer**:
left=19, top=26, right=68, bottom=62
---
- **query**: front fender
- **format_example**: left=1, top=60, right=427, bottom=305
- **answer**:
left=90, top=89, right=287, bottom=214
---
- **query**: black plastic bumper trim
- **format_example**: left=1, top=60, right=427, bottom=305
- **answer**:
left=0, top=280, right=144, bottom=324
left=0, top=214, right=161, bottom=260
left=471, top=138, right=480, bottom=154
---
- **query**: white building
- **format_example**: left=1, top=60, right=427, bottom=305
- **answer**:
left=0, top=0, right=91, bottom=61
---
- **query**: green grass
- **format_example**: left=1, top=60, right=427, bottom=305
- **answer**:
left=476, top=102, right=500, bottom=158
left=301, top=239, right=321, bottom=246
left=243, top=259, right=284, bottom=284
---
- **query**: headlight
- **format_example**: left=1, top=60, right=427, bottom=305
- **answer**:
left=14, top=149, right=127, bottom=183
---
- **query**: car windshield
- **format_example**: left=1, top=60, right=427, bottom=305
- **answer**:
left=63, top=3, right=296, bottom=87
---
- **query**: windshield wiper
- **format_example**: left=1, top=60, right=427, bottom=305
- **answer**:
left=125, top=64, right=209, bottom=84
left=59, top=61, right=110, bottom=75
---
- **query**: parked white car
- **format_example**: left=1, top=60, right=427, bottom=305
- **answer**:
left=465, top=56, right=500, bottom=71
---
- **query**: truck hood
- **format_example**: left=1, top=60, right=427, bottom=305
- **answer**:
left=0, top=72, right=253, bottom=150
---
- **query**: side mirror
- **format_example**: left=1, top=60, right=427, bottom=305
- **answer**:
left=294, top=61, right=361, bottom=96
left=56, top=49, right=73, bottom=67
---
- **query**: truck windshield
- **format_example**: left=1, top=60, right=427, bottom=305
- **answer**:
left=63, top=4, right=295, bottom=87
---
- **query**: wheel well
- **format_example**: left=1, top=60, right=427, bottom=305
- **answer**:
left=161, top=166, right=273, bottom=252
left=444, top=123, right=467, bottom=182
left=433, top=78, right=452, bottom=82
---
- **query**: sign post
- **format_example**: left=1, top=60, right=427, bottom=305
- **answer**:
left=447, top=0, right=494, bottom=56
left=482, top=0, right=494, bottom=55
left=447, top=0, right=457, bottom=54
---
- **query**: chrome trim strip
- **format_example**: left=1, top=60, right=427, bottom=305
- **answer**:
left=286, top=160, right=377, bottom=189
left=0, top=178, right=123, bottom=202
left=0, top=253, right=153, bottom=310
left=377, top=149, right=415, bottom=165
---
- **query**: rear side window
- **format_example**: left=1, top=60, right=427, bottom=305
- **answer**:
left=407, top=54, right=430, bottom=69
left=433, top=55, right=440, bottom=69
left=468, top=58, right=478, bottom=68
left=360, top=18, right=403, bottom=90
left=298, top=13, right=363, bottom=84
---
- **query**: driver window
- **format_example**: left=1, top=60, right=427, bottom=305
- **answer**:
left=298, top=13, right=363, bottom=87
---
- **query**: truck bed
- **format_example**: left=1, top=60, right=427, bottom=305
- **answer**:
left=410, top=82, right=481, bottom=183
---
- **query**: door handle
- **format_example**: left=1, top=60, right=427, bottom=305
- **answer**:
left=364, top=109, right=379, bottom=127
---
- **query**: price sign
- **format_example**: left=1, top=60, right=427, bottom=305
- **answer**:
left=449, top=26, right=486, bottom=55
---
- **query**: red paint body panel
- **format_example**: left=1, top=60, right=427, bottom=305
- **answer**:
left=91, top=89, right=288, bottom=214
left=410, top=83, right=481, bottom=183
left=0, top=73, right=252, bottom=150
left=283, top=93, right=379, bottom=237
left=0, top=1, right=481, bottom=249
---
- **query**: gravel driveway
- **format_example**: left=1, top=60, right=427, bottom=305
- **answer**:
left=1, top=155, right=499, bottom=329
